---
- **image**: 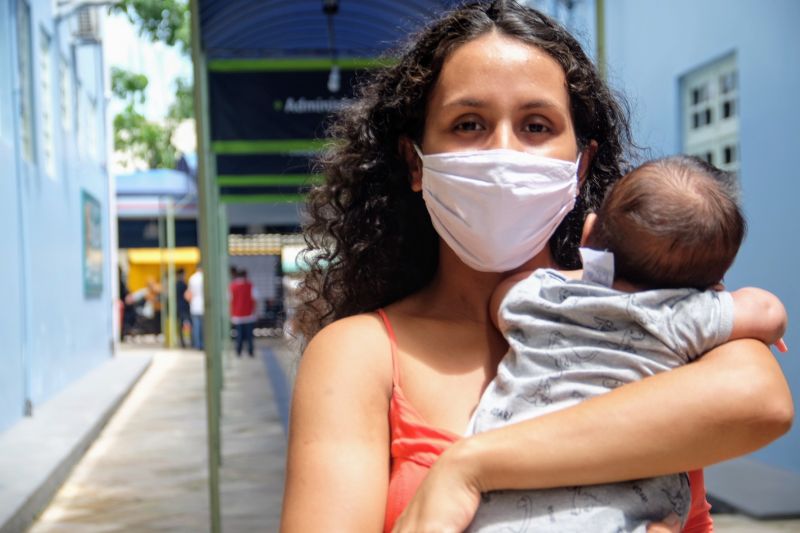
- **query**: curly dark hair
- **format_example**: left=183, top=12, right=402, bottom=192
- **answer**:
left=296, top=0, right=634, bottom=340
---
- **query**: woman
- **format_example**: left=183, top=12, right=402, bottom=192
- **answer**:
left=281, top=2, right=793, bottom=532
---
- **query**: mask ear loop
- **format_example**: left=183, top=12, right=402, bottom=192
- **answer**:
left=574, top=152, right=585, bottom=203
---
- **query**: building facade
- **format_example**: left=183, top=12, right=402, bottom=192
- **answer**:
left=0, top=0, right=114, bottom=432
left=600, top=0, right=800, bottom=477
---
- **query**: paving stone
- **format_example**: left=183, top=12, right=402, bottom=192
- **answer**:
left=29, top=342, right=287, bottom=533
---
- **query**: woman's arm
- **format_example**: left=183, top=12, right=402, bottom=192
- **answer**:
left=394, top=339, right=793, bottom=532
left=281, top=314, right=392, bottom=532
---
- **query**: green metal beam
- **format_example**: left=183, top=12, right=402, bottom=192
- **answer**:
left=208, top=56, right=394, bottom=72
left=217, top=174, right=322, bottom=187
left=166, top=199, right=177, bottom=349
left=190, top=1, right=222, bottom=531
left=219, top=194, right=306, bottom=204
left=211, top=139, right=327, bottom=155
left=596, top=0, right=607, bottom=80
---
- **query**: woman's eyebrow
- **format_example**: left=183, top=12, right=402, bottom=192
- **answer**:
left=519, top=99, right=560, bottom=111
left=441, top=97, right=487, bottom=108
left=441, top=97, right=561, bottom=110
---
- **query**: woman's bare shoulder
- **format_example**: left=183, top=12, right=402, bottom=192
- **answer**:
left=299, top=311, right=394, bottom=393
left=306, top=312, right=391, bottom=353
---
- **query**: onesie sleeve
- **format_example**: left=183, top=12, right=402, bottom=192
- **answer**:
left=497, top=269, right=555, bottom=334
left=633, top=289, right=734, bottom=362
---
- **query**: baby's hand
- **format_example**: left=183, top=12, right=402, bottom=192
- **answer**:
left=729, top=287, right=788, bottom=350
left=774, top=338, right=789, bottom=353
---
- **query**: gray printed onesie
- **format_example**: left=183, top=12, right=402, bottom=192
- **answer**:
left=466, top=268, right=734, bottom=533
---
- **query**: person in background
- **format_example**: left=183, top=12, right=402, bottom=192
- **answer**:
left=230, top=268, right=258, bottom=357
left=119, top=266, right=135, bottom=340
left=175, top=268, right=191, bottom=348
left=186, top=266, right=204, bottom=350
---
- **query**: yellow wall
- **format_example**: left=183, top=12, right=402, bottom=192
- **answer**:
left=125, top=247, right=200, bottom=292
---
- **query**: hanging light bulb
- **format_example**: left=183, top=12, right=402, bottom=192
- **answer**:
left=323, top=0, right=341, bottom=93
left=322, top=0, right=339, bottom=15
left=327, top=64, right=341, bottom=93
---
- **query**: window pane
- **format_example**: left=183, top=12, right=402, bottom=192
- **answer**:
left=723, top=99, right=737, bottom=119
left=40, top=29, right=55, bottom=177
left=692, top=84, right=709, bottom=104
left=725, top=145, right=737, bottom=164
left=60, top=59, right=71, bottom=131
left=720, top=71, right=738, bottom=94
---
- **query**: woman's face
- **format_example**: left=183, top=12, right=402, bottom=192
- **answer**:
left=421, top=31, right=578, bottom=161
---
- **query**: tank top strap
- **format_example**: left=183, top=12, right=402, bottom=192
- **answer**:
left=376, top=308, right=402, bottom=387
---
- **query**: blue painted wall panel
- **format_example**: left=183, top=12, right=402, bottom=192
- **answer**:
left=0, top=138, right=26, bottom=432
left=0, top=0, right=113, bottom=431
left=0, top=0, right=26, bottom=432
left=604, top=0, right=800, bottom=473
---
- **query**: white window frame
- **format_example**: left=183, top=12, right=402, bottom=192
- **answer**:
left=39, top=27, right=56, bottom=177
left=0, top=1, right=10, bottom=138
left=88, top=94, right=98, bottom=160
left=17, top=0, right=36, bottom=163
left=59, top=55, right=71, bottom=133
left=681, top=53, right=739, bottom=173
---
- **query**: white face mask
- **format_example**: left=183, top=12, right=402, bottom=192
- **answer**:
left=415, top=145, right=580, bottom=272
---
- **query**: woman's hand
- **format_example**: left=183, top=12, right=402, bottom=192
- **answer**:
left=646, top=514, right=681, bottom=533
left=392, top=443, right=483, bottom=533
left=393, top=455, right=684, bottom=533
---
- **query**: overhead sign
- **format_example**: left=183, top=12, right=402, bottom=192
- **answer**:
left=206, top=59, right=385, bottom=203
left=209, top=68, right=359, bottom=143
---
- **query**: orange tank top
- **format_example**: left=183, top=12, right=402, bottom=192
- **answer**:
left=377, top=309, right=713, bottom=533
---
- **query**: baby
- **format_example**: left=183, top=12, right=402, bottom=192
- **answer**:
left=466, top=155, right=787, bottom=533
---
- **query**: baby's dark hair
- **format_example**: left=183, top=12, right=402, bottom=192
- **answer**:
left=585, top=155, right=746, bottom=289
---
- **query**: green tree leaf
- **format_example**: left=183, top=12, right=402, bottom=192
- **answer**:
left=110, top=0, right=190, bottom=53
left=109, top=1, right=193, bottom=169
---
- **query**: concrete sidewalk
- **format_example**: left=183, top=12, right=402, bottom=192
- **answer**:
left=0, top=349, right=151, bottom=533
left=14, top=339, right=800, bottom=532
left=27, top=340, right=293, bottom=532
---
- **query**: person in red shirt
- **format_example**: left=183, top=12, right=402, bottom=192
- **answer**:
left=229, top=268, right=257, bottom=357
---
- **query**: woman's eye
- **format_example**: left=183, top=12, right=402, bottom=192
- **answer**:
left=454, top=121, right=484, bottom=132
left=524, top=122, right=550, bottom=133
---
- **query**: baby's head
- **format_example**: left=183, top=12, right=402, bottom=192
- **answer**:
left=583, top=155, right=746, bottom=289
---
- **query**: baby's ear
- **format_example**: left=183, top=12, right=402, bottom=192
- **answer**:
left=398, top=137, right=423, bottom=192
left=580, top=212, right=598, bottom=247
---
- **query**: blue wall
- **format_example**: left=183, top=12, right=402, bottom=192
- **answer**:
left=0, top=0, right=113, bottom=432
left=0, top=0, right=27, bottom=432
left=603, top=0, right=800, bottom=473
